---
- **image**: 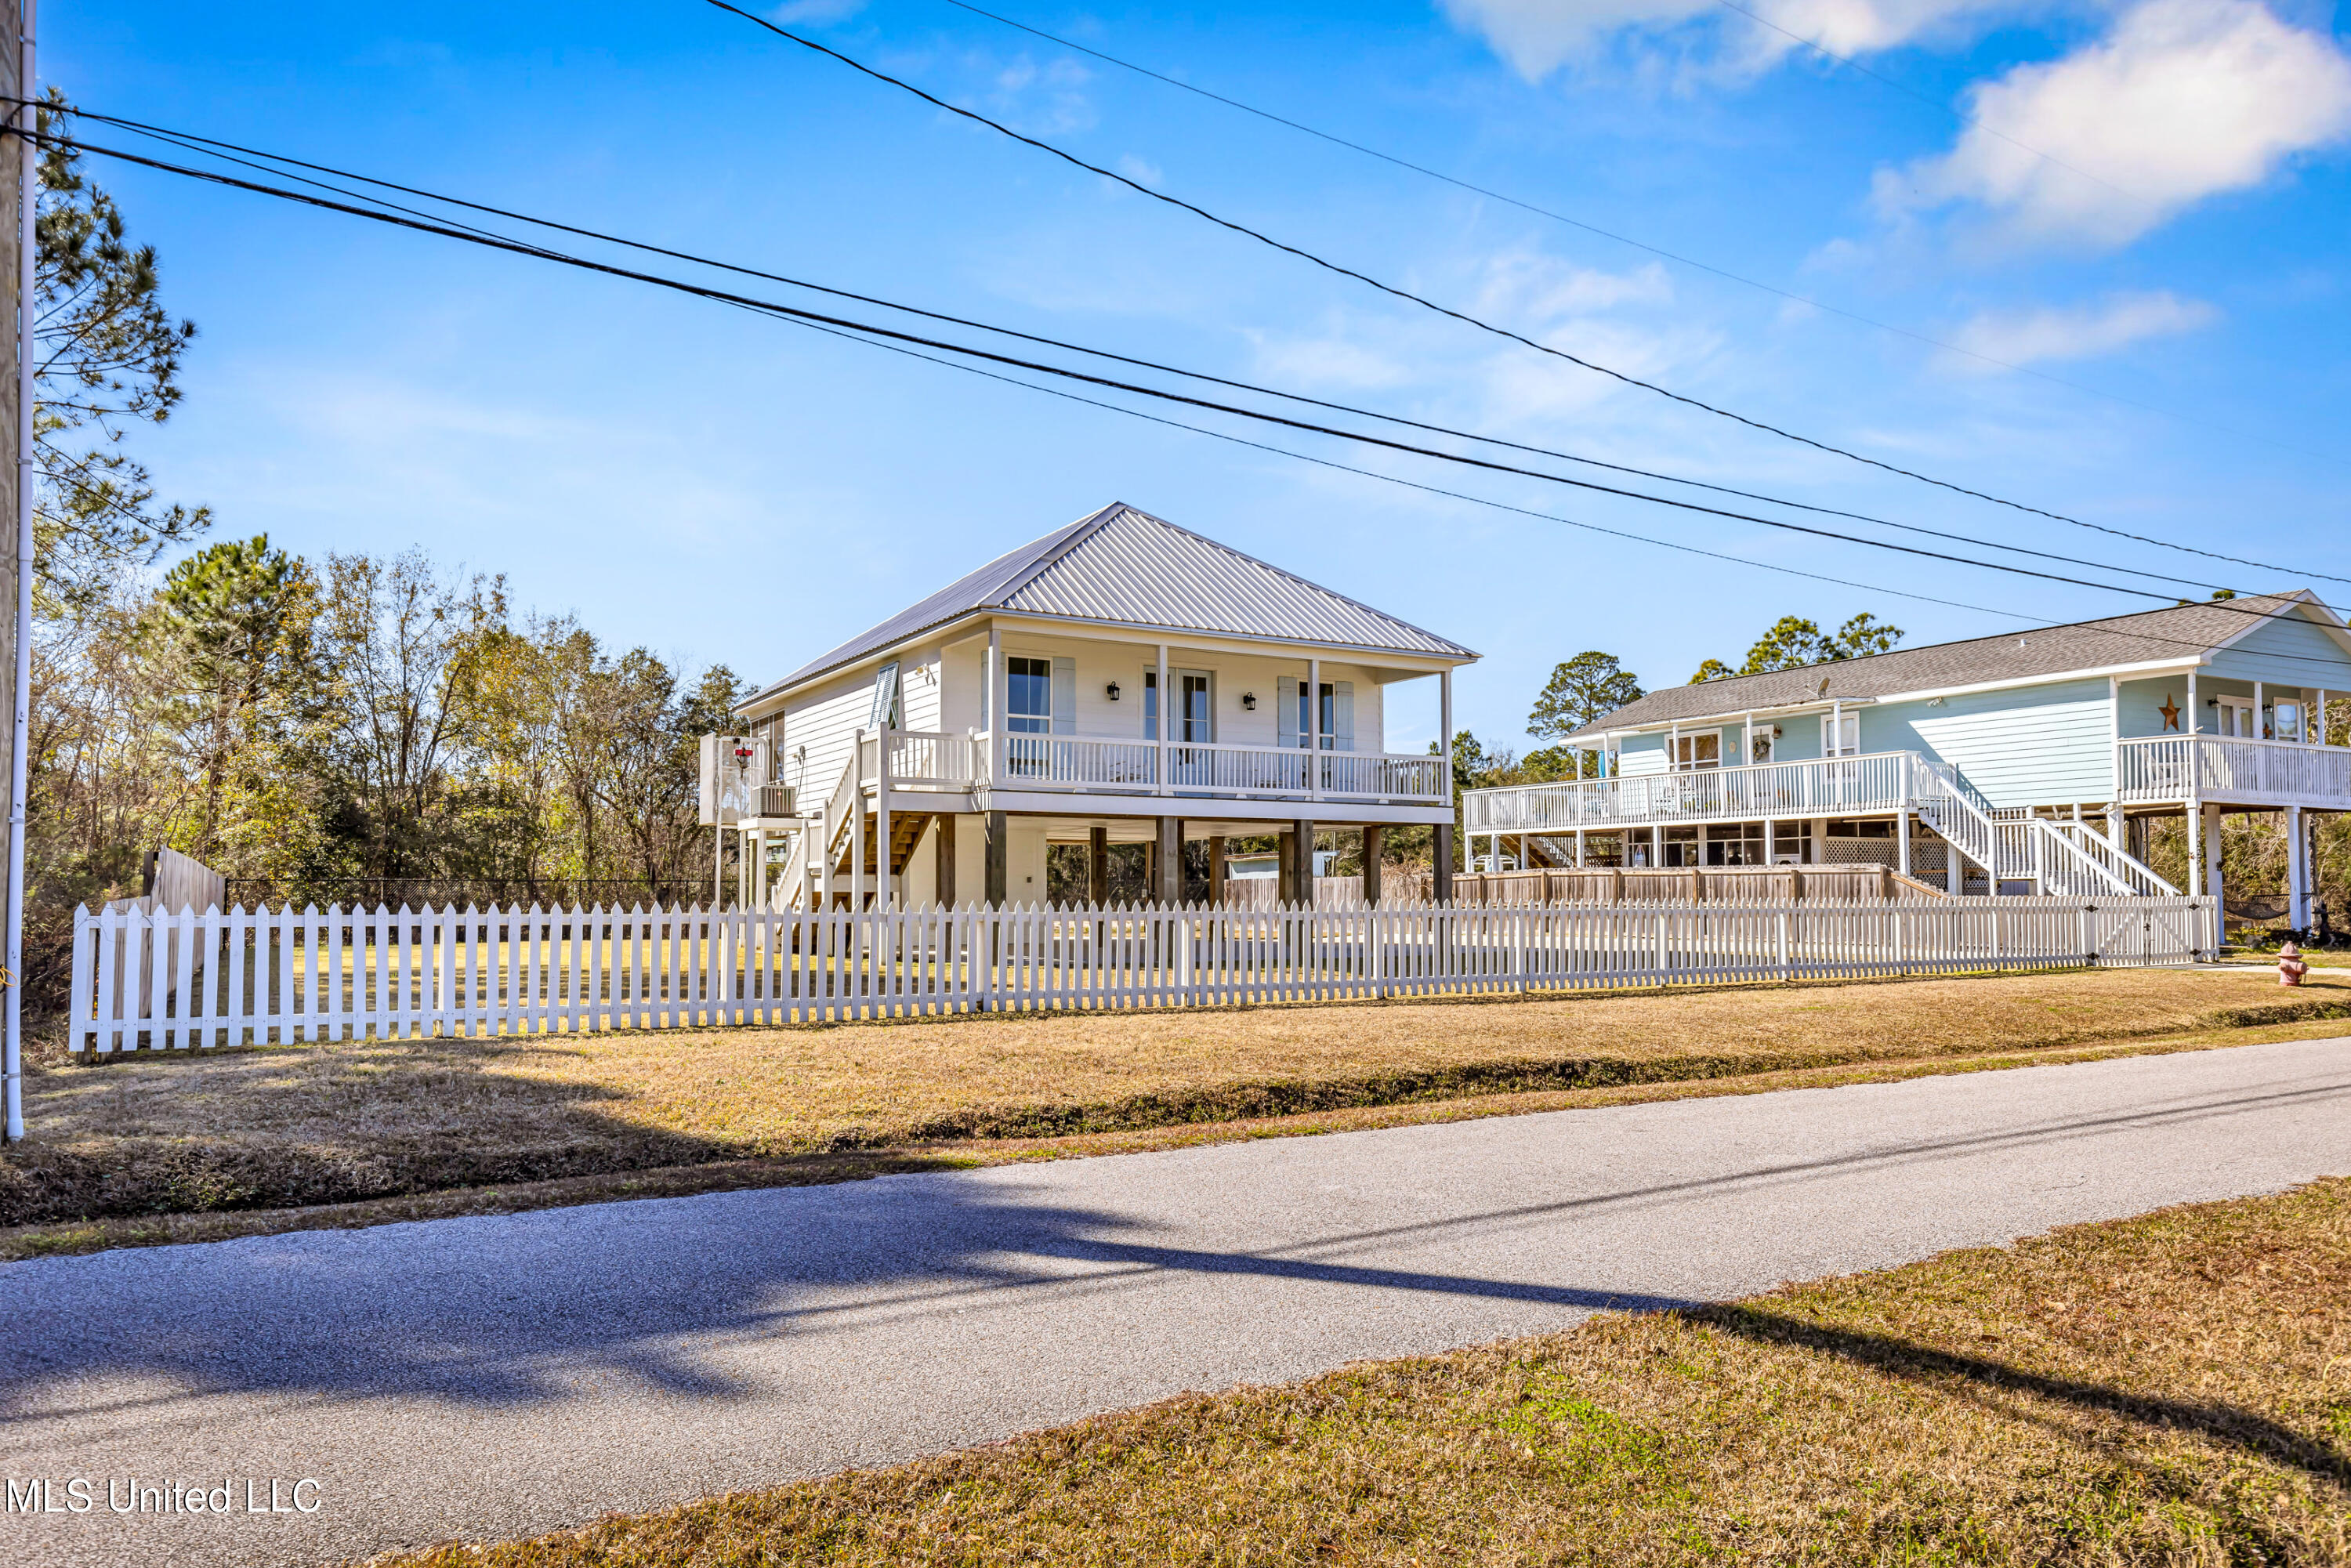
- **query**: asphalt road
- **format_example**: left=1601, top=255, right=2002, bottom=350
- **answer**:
left=5, top=1034, right=2348, bottom=1567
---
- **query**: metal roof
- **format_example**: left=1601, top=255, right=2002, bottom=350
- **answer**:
left=1562, top=592, right=2351, bottom=741
left=750, top=502, right=1476, bottom=702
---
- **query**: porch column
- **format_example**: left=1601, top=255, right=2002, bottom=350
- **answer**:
left=1574, top=827, right=1586, bottom=867
left=1896, top=805, right=1911, bottom=878
left=2184, top=804, right=2202, bottom=898
left=749, top=827, right=766, bottom=910
left=850, top=730, right=868, bottom=910
left=987, top=628, right=1004, bottom=787
left=984, top=809, right=1009, bottom=908
left=1156, top=642, right=1172, bottom=796
left=1762, top=817, right=1774, bottom=867
left=1307, top=656, right=1322, bottom=803
left=1650, top=823, right=1662, bottom=867
left=2203, top=802, right=2225, bottom=951
left=875, top=727, right=893, bottom=911
left=817, top=807, right=836, bottom=910
left=1440, top=668, right=1454, bottom=798
left=1157, top=817, right=1185, bottom=905
left=1089, top=825, right=1110, bottom=906
left=1361, top=824, right=1384, bottom=906
left=1292, top=819, right=1319, bottom=906
left=935, top=813, right=958, bottom=907
left=1809, top=817, right=1828, bottom=864
left=1433, top=816, right=1454, bottom=904
left=2288, top=805, right=2309, bottom=932
left=1210, top=835, right=1229, bottom=907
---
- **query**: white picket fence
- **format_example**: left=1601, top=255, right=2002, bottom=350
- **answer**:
left=66, top=895, right=2212, bottom=1052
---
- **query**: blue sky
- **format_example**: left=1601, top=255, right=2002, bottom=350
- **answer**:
left=53, top=0, right=2351, bottom=751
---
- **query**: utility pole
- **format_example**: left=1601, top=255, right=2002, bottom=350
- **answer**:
left=2, top=0, right=32, bottom=1144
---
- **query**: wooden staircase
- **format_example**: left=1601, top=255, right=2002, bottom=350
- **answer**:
left=828, top=807, right=936, bottom=882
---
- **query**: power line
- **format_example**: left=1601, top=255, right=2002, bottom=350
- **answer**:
left=43, top=98, right=2312, bottom=599
left=934, top=0, right=2291, bottom=453
left=21, top=125, right=2251, bottom=610
left=701, top=0, right=2342, bottom=578
left=20, top=125, right=2346, bottom=672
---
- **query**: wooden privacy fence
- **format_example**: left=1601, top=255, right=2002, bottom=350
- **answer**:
left=69, top=896, right=2212, bottom=1052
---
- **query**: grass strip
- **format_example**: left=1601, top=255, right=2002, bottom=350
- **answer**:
left=373, top=1176, right=2351, bottom=1567
left=7, top=969, right=2345, bottom=1242
left=9, top=1014, right=2344, bottom=1262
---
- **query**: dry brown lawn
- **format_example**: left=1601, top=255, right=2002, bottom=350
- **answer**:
left=378, top=1177, right=2351, bottom=1568
left=4, top=966, right=2346, bottom=1249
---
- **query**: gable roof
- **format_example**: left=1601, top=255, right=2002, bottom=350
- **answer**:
left=752, top=502, right=1476, bottom=701
left=1562, top=592, right=2351, bottom=741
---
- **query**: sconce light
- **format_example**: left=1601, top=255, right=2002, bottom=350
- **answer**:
left=1106, top=681, right=1121, bottom=701
left=1241, top=691, right=1258, bottom=711
left=1771, top=725, right=1783, bottom=737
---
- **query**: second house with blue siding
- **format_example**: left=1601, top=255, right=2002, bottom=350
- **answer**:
left=1463, top=592, right=2351, bottom=936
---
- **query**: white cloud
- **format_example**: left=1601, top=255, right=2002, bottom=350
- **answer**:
left=1883, top=0, right=2351, bottom=247
left=1246, top=335, right=1415, bottom=390
left=1438, top=0, right=2021, bottom=78
left=1476, top=252, right=1674, bottom=323
left=770, top=0, right=866, bottom=23
left=1943, top=290, right=2218, bottom=371
left=976, top=54, right=1096, bottom=136
left=1115, top=154, right=1165, bottom=187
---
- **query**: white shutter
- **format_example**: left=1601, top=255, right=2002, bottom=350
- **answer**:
left=1052, top=657, right=1076, bottom=735
left=1277, top=675, right=1298, bottom=747
left=1332, top=682, right=1355, bottom=751
left=868, top=661, right=901, bottom=729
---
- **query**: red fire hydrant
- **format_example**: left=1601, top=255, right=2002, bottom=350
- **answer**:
left=2278, top=941, right=2308, bottom=987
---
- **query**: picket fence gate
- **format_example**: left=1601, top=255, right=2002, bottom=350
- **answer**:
left=66, top=895, right=2212, bottom=1052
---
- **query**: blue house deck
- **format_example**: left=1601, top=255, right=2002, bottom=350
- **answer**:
left=1464, top=593, right=2351, bottom=941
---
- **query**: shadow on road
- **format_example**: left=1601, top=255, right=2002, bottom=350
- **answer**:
left=2, top=1066, right=2343, bottom=1448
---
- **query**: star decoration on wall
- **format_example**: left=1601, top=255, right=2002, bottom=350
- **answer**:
left=2159, top=696, right=2182, bottom=732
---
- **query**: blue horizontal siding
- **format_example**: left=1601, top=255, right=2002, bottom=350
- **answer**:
left=2206, top=607, right=2351, bottom=688
left=1873, top=678, right=2113, bottom=807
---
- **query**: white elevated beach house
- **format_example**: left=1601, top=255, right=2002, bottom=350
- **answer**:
left=717, top=503, right=1476, bottom=908
left=1465, top=592, right=2351, bottom=943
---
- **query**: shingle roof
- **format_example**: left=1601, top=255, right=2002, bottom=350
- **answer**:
left=751, top=503, right=1476, bottom=701
left=1562, top=592, right=2348, bottom=741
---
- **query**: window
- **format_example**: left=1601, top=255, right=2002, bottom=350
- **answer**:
left=1279, top=677, right=1354, bottom=749
left=1006, top=657, right=1052, bottom=734
left=1145, top=671, right=1215, bottom=742
left=1182, top=673, right=1213, bottom=743
left=1672, top=733, right=1720, bottom=770
left=2274, top=699, right=2305, bottom=743
left=1821, top=712, right=1860, bottom=757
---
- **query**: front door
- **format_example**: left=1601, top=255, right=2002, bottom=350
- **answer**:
left=2217, top=696, right=2256, bottom=738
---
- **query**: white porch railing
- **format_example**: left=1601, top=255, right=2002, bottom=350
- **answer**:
left=1001, top=733, right=1164, bottom=789
left=2117, top=734, right=2351, bottom=804
left=1466, top=750, right=1918, bottom=833
left=960, top=730, right=1447, bottom=802
left=68, top=893, right=2212, bottom=1048
left=1170, top=741, right=1305, bottom=795
left=1320, top=751, right=1447, bottom=799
